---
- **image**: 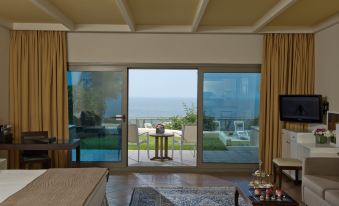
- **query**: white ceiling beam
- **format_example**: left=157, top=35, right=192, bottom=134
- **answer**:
left=252, top=0, right=297, bottom=32
left=115, top=0, right=135, bottom=32
left=313, top=13, right=339, bottom=33
left=0, top=17, right=13, bottom=29
left=191, top=0, right=209, bottom=32
left=30, top=0, right=74, bottom=30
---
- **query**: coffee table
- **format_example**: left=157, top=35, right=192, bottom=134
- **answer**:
left=248, top=188, right=298, bottom=206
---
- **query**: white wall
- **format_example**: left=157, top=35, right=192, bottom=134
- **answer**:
left=0, top=27, right=9, bottom=124
left=315, top=24, right=339, bottom=112
left=68, top=33, right=263, bottom=64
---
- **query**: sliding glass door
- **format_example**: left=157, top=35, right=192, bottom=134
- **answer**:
left=200, top=70, right=260, bottom=164
left=68, top=66, right=127, bottom=163
left=66, top=65, right=260, bottom=168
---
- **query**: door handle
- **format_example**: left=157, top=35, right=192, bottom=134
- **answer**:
left=112, top=115, right=126, bottom=122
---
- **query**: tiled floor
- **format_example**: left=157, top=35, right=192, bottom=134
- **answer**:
left=128, top=150, right=196, bottom=167
left=106, top=172, right=302, bottom=206
left=203, top=147, right=258, bottom=163
left=128, top=147, right=258, bottom=167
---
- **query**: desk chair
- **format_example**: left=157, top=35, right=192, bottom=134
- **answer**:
left=20, top=131, right=54, bottom=169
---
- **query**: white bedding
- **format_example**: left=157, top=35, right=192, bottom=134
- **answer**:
left=0, top=170, right=46, bottom=203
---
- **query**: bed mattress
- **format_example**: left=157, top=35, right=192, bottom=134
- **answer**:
left=0, top=169, right=108, bottom=206
left=0, top=170, right=46, bottom=203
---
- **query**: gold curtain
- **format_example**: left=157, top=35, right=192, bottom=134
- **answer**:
left=9, top=31, right=69, bottom=168
left=259, top=33, right=315, bottom=173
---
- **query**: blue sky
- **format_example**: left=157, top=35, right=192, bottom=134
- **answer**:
left=129, top=69, right=198, bottom=98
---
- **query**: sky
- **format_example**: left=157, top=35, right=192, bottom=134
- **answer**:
left=129, top=69, right=198, bottom=98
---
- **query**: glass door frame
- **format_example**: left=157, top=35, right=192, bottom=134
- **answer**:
left=68, top=63, right=260, bottom=171
left=68, top=64, right=129, bottom=168
left=197, top=65, right=260, bottom=169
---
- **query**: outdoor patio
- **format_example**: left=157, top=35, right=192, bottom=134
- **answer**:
left=71, top=124, right=259, bottom=166
left=128, top=150, right=196, bottom=167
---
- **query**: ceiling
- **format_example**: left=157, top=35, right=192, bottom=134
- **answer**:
left=0, top=0, right=338, bottom=33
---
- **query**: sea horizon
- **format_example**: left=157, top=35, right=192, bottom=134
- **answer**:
left=128, top=97, right=197, bottom=119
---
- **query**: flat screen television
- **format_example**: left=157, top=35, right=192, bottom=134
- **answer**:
left=279, top=95, right=323, bottom=123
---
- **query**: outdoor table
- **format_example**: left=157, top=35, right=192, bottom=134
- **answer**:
left=149, top=133, right=174, bottom=161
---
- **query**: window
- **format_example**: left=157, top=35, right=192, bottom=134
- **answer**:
left=202, top=73, right=260, bottom=163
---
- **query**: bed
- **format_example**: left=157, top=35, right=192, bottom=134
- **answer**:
left=0, top=168, right=108, bottom=206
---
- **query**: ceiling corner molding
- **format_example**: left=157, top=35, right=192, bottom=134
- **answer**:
left=252, top=0, right=298, bottom=32
left=0, top=17, right=13, bottom=29
left=30, top=0, right=74, bottom=30
left=259, top=26, right=314, bottom=33
left=191, top=0, right=210, bottom=32
left=12, top=23, right=69, bottom=31
left=74, top=24, right=131, bottom=32
left=198, top=26, right=253, bottom=34
left=136, top=25, right=191, bottom=33
left=115, top=0, right=135, bottom=32
left=313, top=13, right=339, bottom=33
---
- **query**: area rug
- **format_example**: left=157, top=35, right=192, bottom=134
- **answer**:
left=129, top=186, right=250, bottom=206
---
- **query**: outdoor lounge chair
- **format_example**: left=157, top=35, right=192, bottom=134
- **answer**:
left=172, top=125, right=197, bottom=161
left=128, top=124, right=150, bottom=162
left=233, top=121, right=250, bottom=140
left=144, top=123, right=153, bottom=128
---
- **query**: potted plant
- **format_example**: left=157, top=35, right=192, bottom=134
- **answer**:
left=312, top=128, right=335, bottom=145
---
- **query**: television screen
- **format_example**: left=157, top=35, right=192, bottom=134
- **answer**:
left=279, top=95, right=322, bottom=123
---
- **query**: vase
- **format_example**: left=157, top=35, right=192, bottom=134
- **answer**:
left=315, top=135, right=329, bottom=145
left=330, top=136, right=336, bottom=144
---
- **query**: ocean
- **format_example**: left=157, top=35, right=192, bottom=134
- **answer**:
left=128, top=97, right=197, bottom=118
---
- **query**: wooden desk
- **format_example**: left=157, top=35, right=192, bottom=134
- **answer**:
left=149, top=133, right=174, bottom=161
left=0, top=139, right=80, bottom=168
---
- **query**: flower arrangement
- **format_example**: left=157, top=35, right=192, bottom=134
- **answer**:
left=312, top=128, right=336, bottom=144
left=155, top=124, right=165, bottom=134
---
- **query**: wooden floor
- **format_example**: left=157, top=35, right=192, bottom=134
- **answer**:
left=106, top=172, right=302, bottom=206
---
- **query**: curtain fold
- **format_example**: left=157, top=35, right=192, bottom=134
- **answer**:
left=259, top=33, right=315, bottom=173
left=9, top=31, right=69, bottom=168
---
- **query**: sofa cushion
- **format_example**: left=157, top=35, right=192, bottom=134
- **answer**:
left=303, top=175, right=339, bottom=198
left=325, top=190, right=339, bottom=206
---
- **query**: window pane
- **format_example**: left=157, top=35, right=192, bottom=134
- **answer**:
left=68, top=71, right=123, bottom=162
left=202, top=73, right=260, bottom=163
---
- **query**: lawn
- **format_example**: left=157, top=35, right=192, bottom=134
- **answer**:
left=79, top=134, right=227, bottom=150
left=79, top=133, right=249, bottom=151
left=80, top=135, right=120, bottom=150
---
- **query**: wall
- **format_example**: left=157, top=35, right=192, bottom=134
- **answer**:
left=68, top=33, right=263, bottom=64
left=0, top=27, right=9, bottom=124
left=315, top=24, right=339, bottom=112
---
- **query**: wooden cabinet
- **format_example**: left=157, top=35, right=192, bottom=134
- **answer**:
left=281, top=129, right=314, bottom=180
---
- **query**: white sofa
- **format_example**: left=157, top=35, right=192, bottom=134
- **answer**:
left=302, top=157, right=339, bottom=206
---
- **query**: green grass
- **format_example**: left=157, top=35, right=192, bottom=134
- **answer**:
left=203, top=134, right=227, bottom=150
left=128, top=136, right=195, bottom=150
left=80, top=135, right=120, bottom=150
left=79, top=133, right=249, bottom=151
left=229, top=140, right=250, bottom=146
